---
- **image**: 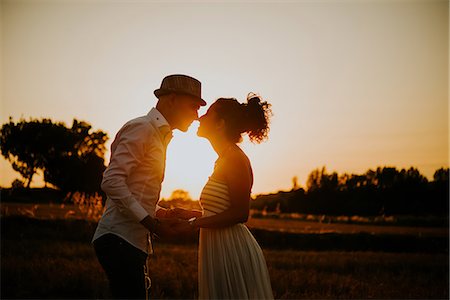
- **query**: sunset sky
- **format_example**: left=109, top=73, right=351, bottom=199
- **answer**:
left=1, top=0, right=448, bottom=199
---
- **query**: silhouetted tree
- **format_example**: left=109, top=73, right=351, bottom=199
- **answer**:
left=0, top=117, right=108, bottom=192
left=11, top=179, right=25, bottom=189
left=429, top=167, right=450, bottom=215
left=252, top=166, right=448, bottom=216
left=434, top=168, right=449, bottom=182
left=306, top=167, right=339, bottom=192
left=306, top=167, right=324, bottom=192
left=292, top=176, right=299, bottom=190
left=169, top=189, right=192, bottom=201
left=1, top=118, right=58, bottom=187
left=42, top=120, right=108, bottom=193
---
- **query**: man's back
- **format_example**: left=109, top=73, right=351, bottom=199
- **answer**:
left=93, top=108, right=171, bottom=253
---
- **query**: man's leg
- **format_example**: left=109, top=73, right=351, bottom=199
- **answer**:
left=93, top=233, right=148, bottom=299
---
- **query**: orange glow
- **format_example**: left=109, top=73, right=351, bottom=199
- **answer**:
left=1, top=1, right=448, bottom=198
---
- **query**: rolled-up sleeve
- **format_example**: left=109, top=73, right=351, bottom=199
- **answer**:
left=101, top=122, right=151, bottom=222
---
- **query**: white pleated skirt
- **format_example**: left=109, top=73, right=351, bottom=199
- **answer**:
left=198, top=224, right=274, bottom=299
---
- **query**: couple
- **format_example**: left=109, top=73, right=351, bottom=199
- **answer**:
left=92, top=74, right=274, bottom=300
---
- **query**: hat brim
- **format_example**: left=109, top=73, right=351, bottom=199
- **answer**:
left=154, top=89, right=206, bottom=106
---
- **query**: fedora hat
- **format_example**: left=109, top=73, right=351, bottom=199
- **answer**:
left=154, top=74, right=206, bottom=106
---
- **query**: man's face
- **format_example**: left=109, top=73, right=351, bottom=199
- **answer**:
left=171, top=94, right=201, bottom=132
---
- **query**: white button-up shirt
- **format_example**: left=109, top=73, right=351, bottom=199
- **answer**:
left=92, top=107, right=172, bottom=253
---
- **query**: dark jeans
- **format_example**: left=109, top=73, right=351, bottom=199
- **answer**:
left=93, top=233, right=148, bottom=300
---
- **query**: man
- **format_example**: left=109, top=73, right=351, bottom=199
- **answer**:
left=92, top=74, right=206, bottom=299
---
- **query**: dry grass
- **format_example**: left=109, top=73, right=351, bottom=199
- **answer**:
left=2, top=203, right=448, bottom=237
left=1, top=217, right=448, bottom=299
left=247, top=217, right=449, bottom=236
left=2, top=240, right=448, bottom=299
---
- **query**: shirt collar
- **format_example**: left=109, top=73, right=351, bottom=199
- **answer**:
left=148, top=107, right=170, bottom=129
left=148, top=107, right=173, bottom=146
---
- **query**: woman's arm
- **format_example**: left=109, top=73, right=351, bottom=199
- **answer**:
left=193, top=150, right=252, bottom=228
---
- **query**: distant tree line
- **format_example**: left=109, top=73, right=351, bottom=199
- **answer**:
left=2, top=119, right=448, bottom=216
left=252, top=167, right=449, bottom=216
left=1, top=118, right=108, bottom=194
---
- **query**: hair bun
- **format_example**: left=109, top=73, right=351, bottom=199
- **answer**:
left=247, top=93, right=261, bottom=105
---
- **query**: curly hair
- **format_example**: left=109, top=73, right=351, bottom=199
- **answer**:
left=214, top=93, right=272, bottom=143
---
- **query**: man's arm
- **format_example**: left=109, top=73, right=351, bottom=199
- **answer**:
left=101, top=122, right=153, bottom=223
left=101, top=122, right=181, bottom=236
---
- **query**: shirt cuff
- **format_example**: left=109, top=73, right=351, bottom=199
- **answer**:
left=128, top=198, right=149, bottom=222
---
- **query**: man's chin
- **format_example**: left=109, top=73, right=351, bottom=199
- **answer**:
left=177, top=124, right=191, bottom=132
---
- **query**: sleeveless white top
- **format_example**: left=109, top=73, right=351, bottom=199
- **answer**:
left=198, top=177, right=274, bottom=299
left=199, top=177, right=230, bottom=216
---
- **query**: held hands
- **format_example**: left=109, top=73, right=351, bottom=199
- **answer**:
left=156, top=207, right=202, bottom=220
left=153, top=217, right=198, bottom=237
left=149, top=207, right=202, bottom=237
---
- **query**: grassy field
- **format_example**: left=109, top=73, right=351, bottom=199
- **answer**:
left=2, top=202, right=448, bottom=236
left=248, top=217, right=448, bottom=236
left=1, top=216, right=448, bottom=299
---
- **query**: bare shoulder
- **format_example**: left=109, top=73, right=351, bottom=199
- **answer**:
left=227, top=147, right=250, bottom=167
left=223, top=146, right=253, bottom=179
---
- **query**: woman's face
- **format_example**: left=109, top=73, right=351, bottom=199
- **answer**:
left=197, top=103, right=221, bottom=139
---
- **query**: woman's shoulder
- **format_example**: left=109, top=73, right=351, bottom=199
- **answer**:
left=218, top=147, right=252, bottom=182
left=226, top=146, right=251, bottom=168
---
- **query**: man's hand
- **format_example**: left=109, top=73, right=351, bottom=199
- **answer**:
left=141, top=215, right=180, bottom=237
left=141, top=215, right=198, bottom=237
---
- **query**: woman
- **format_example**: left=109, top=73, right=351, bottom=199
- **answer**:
left=191, top=93, right=274, bottom=299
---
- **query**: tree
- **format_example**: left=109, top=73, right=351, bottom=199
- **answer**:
left=0, top=117, right=108, bottom=192
left=1, top=118, right=56, bottom=187
left=306, top=167, right=323, bottom=192
left=11, top=179, right=25, bottom=189
left=374, top=167, right=399, bottom=189
left=306, top=166, right=339, bottom=192
left=169, top=189, right=192, bottom=201
left=433, top=168, right=449, bottom=182
left=292, top=176, right=299, bottom=190
left=252, top=166, right=447, bottom=216
left=338, top=173, right=368, bottom=191
left=42, top=120, right=108, bottom=193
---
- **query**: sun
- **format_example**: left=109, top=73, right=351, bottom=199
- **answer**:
left=162, top=121, right=217, bottom=200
